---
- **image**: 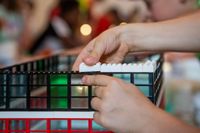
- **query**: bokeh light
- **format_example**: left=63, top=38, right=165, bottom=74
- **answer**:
left=80, top=24, right=92, bottom=36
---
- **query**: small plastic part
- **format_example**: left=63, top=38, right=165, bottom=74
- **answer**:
left=143, top=61, right=155, bottom=72
left=100, top=63, right=107, bottom=72
left=79, top=61, right=157, bottom=72
left=79, top=62, right=101, bottom=72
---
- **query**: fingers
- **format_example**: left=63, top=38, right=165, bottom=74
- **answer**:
left=83, top=39, right=106, bottom=65
left=72, top=47, right=91, bottom=71
left=104, top=44, right=128, bottom=63
left=94, top=86, right=104, bottom=98
left=72, top=38, right=105, bottom=71
left=82, top=75, right=113, bottom=86
left=91, top=97, right=102, bottom=111
left=93, top=112, right=102, bottom=126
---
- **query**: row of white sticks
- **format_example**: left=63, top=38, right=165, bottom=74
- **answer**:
left=79, top=61, right=157, bottom=72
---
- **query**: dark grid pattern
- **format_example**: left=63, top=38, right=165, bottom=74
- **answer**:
left=0, top=71, right=162, bottom=111
left=0, top=54, right=163, bottom=111
left=0, top=54, right=163, bottom=132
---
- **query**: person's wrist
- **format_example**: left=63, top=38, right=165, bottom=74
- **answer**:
left=119, top=24, right=146, bottom=53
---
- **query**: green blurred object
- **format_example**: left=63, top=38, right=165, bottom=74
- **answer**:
left=48, top=73, right=153, bottom=108
left=51, top=98, right=68, bottom=109
left=0, top=31, right=4, bottom=42
left=50, top=74, right=68, bottom=85
left=197, top=53, right=200, bottom=60
left=38, top=61, right=43, bottom=71
left=165, top=87, right=174, bottom=113
left=78, top=0, right=89, bottom=14
left=197, top=0, right=200, bottom=7
left=51, top=86, right=67, bottom=97
left=50, top=74, right=68, bottom=109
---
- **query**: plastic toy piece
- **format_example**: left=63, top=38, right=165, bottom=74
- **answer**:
left=79, top=62, right=101, bottom=72
left=112, top=64, right=122, bottom=72
left=80, top=61, right=157, bottom=72
left=100, top=64, right=122, bottom=72
left=143, top=61, right=156, bottom=72
left=100, top=63, right=107, bottom=72
left=132, top=63, right=143, bottom=72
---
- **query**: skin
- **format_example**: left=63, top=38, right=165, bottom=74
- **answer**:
left=73, top=11, right=200, bottom=70
left=82, top=75, right=198, bottom=133
left=149, top=0, right=198, bottom=62
left=149, top=0, right=197, bottom=21
left=72, top=9, right=200, bottom=133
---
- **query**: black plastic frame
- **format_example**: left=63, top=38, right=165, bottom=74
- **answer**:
left=0, top=54, right=163, bottom=111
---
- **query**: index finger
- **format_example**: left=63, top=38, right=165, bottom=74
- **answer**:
left=72, top=50, right=89, bottom=71
left=82, top=75, right=113, bottom=86
left=72, top=39, right=96, bottom=71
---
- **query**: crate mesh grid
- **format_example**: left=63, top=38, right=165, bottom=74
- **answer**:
left=0, top=73, right=159, bottom=111
left=0, top=54, right=163, bottom=132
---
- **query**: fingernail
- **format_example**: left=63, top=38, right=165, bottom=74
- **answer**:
left=90, top=51, right=98, bottom=57
left=81, top=76, right=87, bottom=84
left=84, top=52, right=99, bottom=65
left=85, top=56, right=96, bottom=64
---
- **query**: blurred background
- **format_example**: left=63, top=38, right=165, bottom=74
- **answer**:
left=0, top=0, right=200, bottom=128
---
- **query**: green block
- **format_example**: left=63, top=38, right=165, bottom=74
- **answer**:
left=50, top=74, right=68, bottom=85
left=50, top=74, right=68, bottom=97
left=51, top=86, right=68, bottom=97
left=50, top=74, right=68, bottom=108
left=51, top=98, right=68, bottom=109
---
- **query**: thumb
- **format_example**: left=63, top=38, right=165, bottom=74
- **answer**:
left=83, top=40, right=105, bottom=65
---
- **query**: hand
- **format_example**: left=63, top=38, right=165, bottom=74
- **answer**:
left=82, top=75, right=158, bottom=133
left=72, top=27, right=129, bottom=71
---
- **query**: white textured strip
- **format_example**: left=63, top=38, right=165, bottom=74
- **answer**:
left=0, top=112, right=94, bottom=118
left=100, top=63, right=107, bottom=72
left=80, top=61, right=157, bottom=72
left=79, top=62, right=101, bottom=72
left=143, top=61, right=155, bottom=72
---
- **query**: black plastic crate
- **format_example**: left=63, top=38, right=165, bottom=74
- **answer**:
left=0, top=54, right=163, bottom=111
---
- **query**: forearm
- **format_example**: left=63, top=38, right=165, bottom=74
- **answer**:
left=143, top=108, right=199, bottom=133
left=119, top=11, right=200, bottom=52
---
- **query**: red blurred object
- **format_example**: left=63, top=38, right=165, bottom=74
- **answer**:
left=93, top=15, right=112, bottom=37
left=93, top=9, right=120, bottom=38
left=0, top=118, right=112, bottom=133
left=50, top=7, right=61, bottom=19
